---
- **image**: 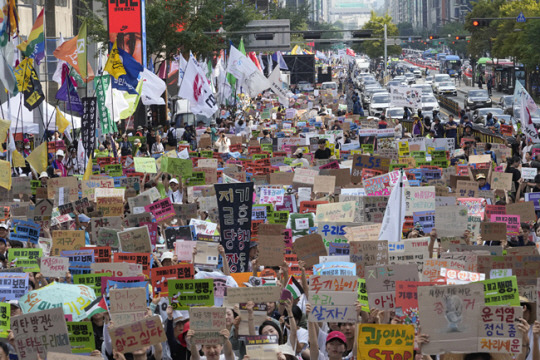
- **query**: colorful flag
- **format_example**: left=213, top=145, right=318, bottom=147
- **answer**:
left=111, top=47, right=142, bottom=95
left=17, top=9, right=44, bottom=64
left=248, top=52, right=263, bottom=72
left=12, top=150, right=26, bottom=168
left=286, top=276, right=304, bottom=299
left=83, top=154, right=93, bottom=180
left=226, top=45, right=270, bottom=97
left=84, top=296, right=108, bottom=318
left=56, top=74, right=83, bottom=115
left=178, top=57, right=217, bottom=118
left=268, top=65, right=288, bottom=106
left=13, top=58, right=44, bottom=111
left=276, top=51, right=288, bottom=70
left=0, top=160, right=11, bottom=190
left=53, top=29, right=95, bottom=82
left=94, top=75, right=113, bottom=135
left=104, top=41, right=126, bottom=79
left=26, top=141, right=48, bottom=174
left=514, top=81, right=540, bottom=143
left=55, top=107, right=70, bottom=133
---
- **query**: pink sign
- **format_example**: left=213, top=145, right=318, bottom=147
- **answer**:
left=144, top=198, right=175, bottom=223
left=490, top=214, right=520, bottom=235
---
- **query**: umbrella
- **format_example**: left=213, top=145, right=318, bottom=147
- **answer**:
left=19, top=282, right=96, bottom=322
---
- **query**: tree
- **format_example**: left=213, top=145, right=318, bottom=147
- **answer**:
left=307, top=20, right=344, bottom=51
left=437, top=22, right=469, bottom=58
left=357, top=11, right=401, bottom=59
left=81, top=0, right=262, bottom=68
left=464, top=0, right=504, bottom=59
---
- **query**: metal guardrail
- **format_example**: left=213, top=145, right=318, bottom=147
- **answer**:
left=436, top=94, right=461, bottom=116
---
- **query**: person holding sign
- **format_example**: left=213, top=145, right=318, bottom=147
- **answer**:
left=186, top=328, right=235, bottom=360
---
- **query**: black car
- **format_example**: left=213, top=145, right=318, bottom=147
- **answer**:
left=464, top=89, right=492, bottom=110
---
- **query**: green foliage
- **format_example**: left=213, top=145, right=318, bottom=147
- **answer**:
left=464, top=0, right=504, bottom=59
left=437, top=22, right=469, bottom=57
left=358, top=11, right=401, bottom=59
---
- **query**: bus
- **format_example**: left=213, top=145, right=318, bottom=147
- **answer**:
left=440, top=55, right=462, bottom=77
left=485, top=59, right=526, bottom=94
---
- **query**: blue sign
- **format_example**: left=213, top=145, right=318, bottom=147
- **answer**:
left=517, top=12, right=526, bottom=23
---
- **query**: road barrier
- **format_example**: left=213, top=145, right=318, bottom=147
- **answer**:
left=437, top=94, right=461, bottom=116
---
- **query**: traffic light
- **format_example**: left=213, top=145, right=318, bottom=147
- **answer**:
left=455, top=36, right=466, bottom=40
left=428, top=35, right=439, bottom=40
left=303, top=31, right=322, bottom=40
left=471, top=19, right=492, bottom=27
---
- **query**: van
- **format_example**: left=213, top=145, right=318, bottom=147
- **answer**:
left=321, top=81, right=338, bottom=97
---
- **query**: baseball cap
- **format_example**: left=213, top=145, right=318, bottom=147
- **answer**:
left=326, top=331, right=346, bottom=345
left=476, top=173, right=486, bottom=180
left=278, top=344, right=295, bottom=357
left=160, top=251, right=174, bottom=262
left=170, top=178, right=179, bottom=185
left=56, top=149, right=65, bottom=157
left=39, top=171, right=49, bottom=179
left=0, top=224, right=8, bottom=230
left=173, top=310, right=190, bottom=324
left=78, top=214, right=91, bottom=223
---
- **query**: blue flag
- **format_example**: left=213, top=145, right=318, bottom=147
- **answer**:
left=56, top=74, right=83, bottom=115
left=111, top=47, right=143, bottom=95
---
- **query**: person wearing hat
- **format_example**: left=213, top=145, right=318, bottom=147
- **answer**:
left=412, top=115, right=423, bottom=137
left=75, top=212, right=92, bottom=245
left=309, top=322, right=348, bottom=360
left=8, top=299, right=21, bottom=317
left=314, top=139, right=331, bottom=160
left=168, top=178, right=183, bottom=204
left=39, top=171, right=49, bottom=187
left=163, top=305, right=191, bottom=360
left=160, top=251, right=175, bottom=267
left=186, top=327, right=235, bottom=360
left=49, top=149, right=67, bottom=177
left=476, top=173, right=491, bottom=190
left=291, top=148, right=310, bottom=168
left=215, top=130, right=231, bottom=153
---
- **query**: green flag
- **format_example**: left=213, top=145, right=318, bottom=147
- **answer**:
left=77, top=21, right=87, bottom=80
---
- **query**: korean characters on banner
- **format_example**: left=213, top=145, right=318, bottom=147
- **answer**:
left=214, top=182, right=254, bottom=273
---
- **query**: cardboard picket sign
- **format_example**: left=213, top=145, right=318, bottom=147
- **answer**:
left=292, top=234, right=327, bottom=268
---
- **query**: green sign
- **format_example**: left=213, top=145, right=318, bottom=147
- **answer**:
left=8, top=249, right=42, bottom=272
left=357, top=278, right=369, bottom=312
left=431, top=150, right=446, bottom=161
left=67, top=321, right=95, bottom=353
left=104, top=164, right=123, bottom=177
left=0, top=303, right=9, bottom=338
left=73, top=272, right=112, bottom=297
left=168, top=279, right=214, bottom=310
left=415, top=160, right=432, bottom=167
left=31, top=180, right=40, bottom=195
left=186, top=171, right=206, bottom=186
left=261, top=143, right=273, bottom=152
left=253, top=154, right=268, bottom=161
left=411, top=151, right=426, bottom=160
left=431, top=159, right=448, bottom=168
left=482, top=276, right=519, bottom=306
left=161, top=157, right=193, bottom=178
left=389, top=163, right=408, bottom=171
left=271, top=211, right=289, bottom=225
left=200, top=150, right=213, bottom=158
left=361, top=144, right=374, bottom=154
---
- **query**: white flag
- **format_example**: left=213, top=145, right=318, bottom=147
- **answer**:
left=177, top=55, right=188, bottom=86
left=52, top=34, right=66, bottom=86
left=268, top=65, right=289, bottom=107
left=226, top=45, right=270, bottom=97
left=514, top=81, right=540, bottom=143
left=141, top=68, right=166, bottom=105
left=379, top=171, right=407, bottom=242
left=178, top=57, right=218, bottom=118
left=0, top=46, right=17, bottom=94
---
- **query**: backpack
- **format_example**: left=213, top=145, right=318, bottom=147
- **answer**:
left=167, top=128, right=177, bottom=147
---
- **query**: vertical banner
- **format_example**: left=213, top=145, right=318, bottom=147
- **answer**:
left=107, top=0, right=146, bottom=67
left=81, top=97, right=97, bottom=160
left=94, top=76, right=114, bottom=135
left=214, top=182, right=254, bottom=273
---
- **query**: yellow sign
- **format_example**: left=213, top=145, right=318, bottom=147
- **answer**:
left=0, top=160, right=12, bottom=190
left=26, top=141, right=48, bottom=174
left=12, top=150, right=26, bottom=168
left=357, top=324, right=415, bottom=360
left=0, top=119, right=10, bottom=144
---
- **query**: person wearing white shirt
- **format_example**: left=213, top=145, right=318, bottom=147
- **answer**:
left=291, top=148, right=310, bottom=168
left=215, top=132, right=231, bottom=153
left=168, top=178, right=183, bottom=204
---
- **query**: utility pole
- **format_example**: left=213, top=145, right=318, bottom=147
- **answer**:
left=384, top=24, right=387, bottom=80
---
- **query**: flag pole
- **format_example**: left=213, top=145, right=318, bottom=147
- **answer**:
left=398, top=168, right=404, bottom=242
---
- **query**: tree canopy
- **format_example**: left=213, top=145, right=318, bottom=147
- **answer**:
left=358, top=12, right=401, bottom=59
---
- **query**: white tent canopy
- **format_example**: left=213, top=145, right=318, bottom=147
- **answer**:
left=1, top=94, right=82, bottom=134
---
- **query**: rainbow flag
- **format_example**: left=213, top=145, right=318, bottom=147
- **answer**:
left=17, top=9, right=44, bottom=64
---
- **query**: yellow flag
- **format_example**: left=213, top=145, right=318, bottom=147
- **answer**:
left=0, top=160, right=11, bottom=190
left=56, top=107, right=70, bottom=133
left=12, top=150, right=26, bottom=168
left=104, top=41, right=126, bottom=79
left=83, top=155, right=93, bottom=180
left=26, top=141, right=48, bottom=174
left=0, top=119, right=10, bottom=144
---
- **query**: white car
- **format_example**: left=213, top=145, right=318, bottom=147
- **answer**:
left=413, top=69, right=422, bottom=78
left=421, top=95, right=440, bottom=113
left=369, top=93, right=391, bottom=116
left=435, top=81, right=457, bottom=96
left=385, top=107, right=406, bottom=119
left=432, top=74, right=452, bottom=91
left=411, top=84, right=434, bottom=95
